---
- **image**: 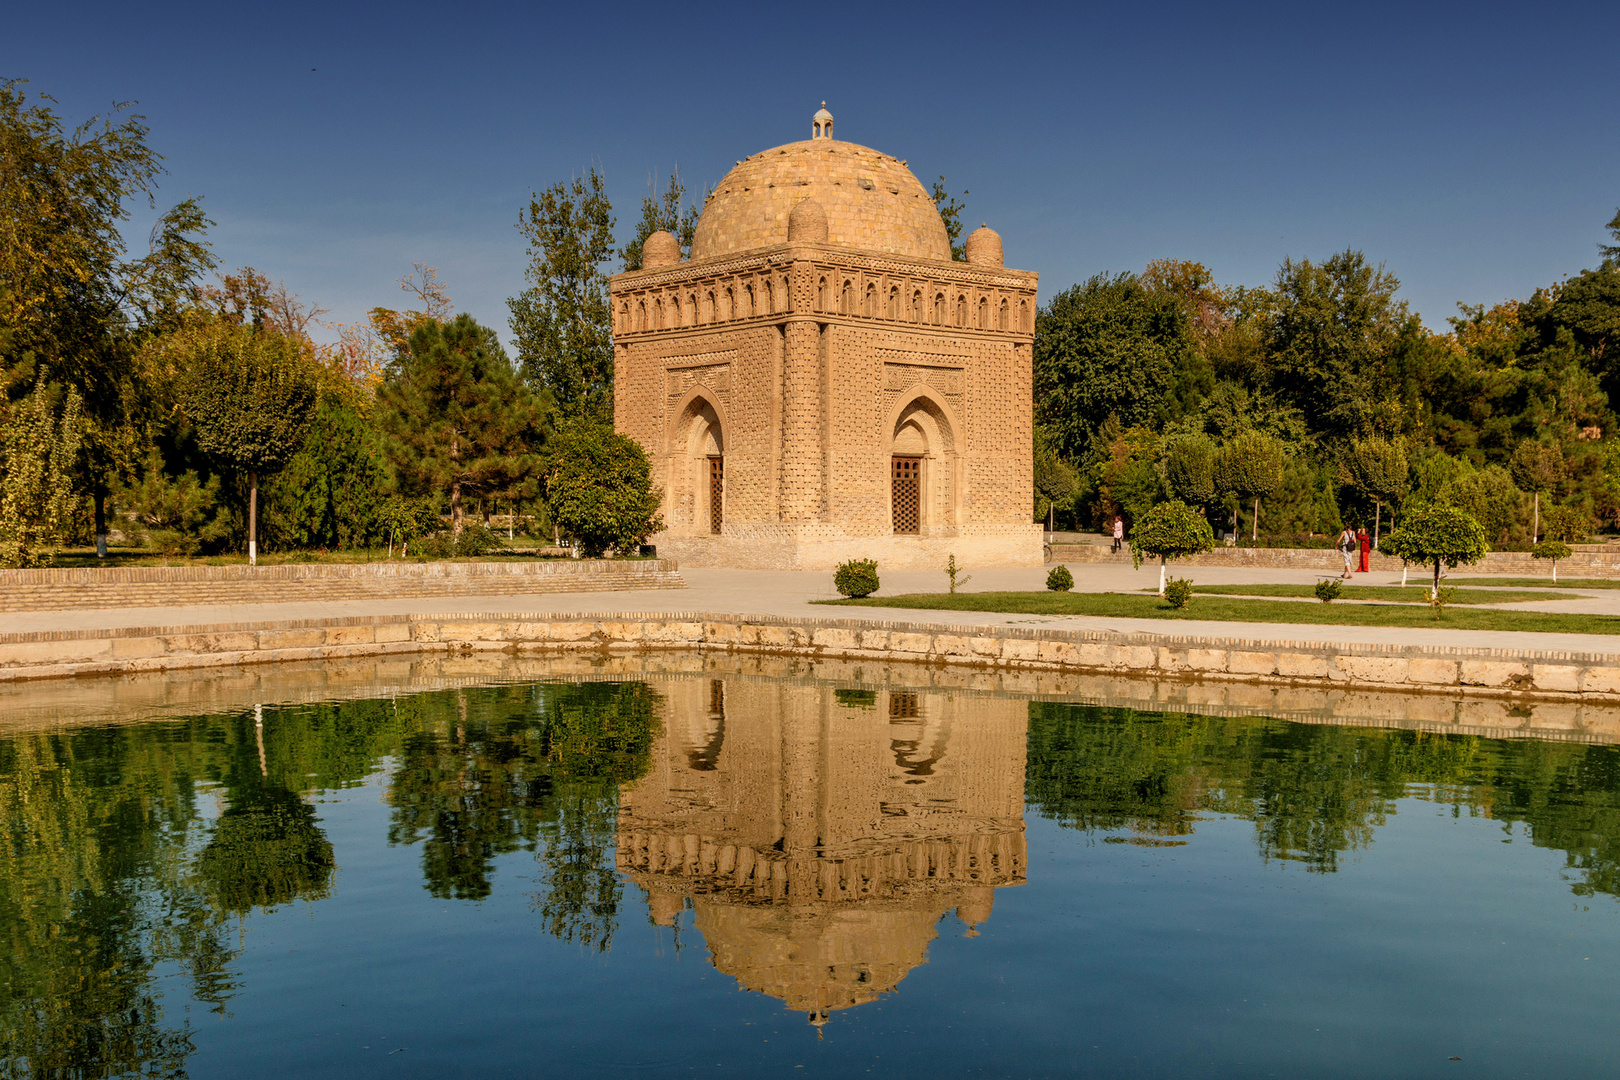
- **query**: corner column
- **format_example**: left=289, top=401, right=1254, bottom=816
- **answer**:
left=780, top=260, right=824, bottom=521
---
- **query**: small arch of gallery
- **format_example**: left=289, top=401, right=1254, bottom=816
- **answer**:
left=616, top=273, right=1030, bottom=335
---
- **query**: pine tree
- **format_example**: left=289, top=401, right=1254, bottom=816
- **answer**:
left=377, top=314, right=545, bottom=537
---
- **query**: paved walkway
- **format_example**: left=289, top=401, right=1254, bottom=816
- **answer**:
left=8, top=562, right=1620, bottom=658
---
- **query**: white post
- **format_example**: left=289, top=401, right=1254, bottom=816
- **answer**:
left=1158, top=558, right=1166, bottom=596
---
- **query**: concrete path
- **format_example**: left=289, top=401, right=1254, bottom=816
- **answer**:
left=7, top=561, right=1620, bottom=658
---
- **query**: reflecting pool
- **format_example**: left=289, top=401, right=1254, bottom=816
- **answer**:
left=5, top=659, right=1620, bottom=1078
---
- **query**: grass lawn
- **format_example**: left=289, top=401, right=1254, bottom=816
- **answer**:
left=818, top=591, right=1620, bottom=635
left=1454, top=577, right=1620, bottom=589
left=1171, top=584, right=1570, bottom=604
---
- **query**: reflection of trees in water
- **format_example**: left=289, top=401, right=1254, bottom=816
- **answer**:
left=384, top=682, right=658, bottom=946
left=0, top=681, right=659, bottom=1076
left=1026, top=703, right=1620, bottom=891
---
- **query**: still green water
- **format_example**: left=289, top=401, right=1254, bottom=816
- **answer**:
left=3, top=674, right=1619, bottom=1078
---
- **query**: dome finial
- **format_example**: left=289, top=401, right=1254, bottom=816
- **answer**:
left=812, top=102, right=834, bottom=140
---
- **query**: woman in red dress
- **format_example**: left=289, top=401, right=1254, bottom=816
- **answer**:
left=1357, top=527, right=1371, bottom=573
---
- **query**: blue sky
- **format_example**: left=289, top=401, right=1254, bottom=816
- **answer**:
left=7, top=0, right=1617, bottom=343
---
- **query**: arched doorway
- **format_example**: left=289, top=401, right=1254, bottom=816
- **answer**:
left=669, top=393, right=726, bottom=535
left=887, top=391, right=959, bottom=536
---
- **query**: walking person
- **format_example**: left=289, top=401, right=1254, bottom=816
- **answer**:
left=1357, top=527, right=1371, bottom=573
left=1111, top=514, right=1124, bottom=554
left=1337, top=524, right=1357, bottom=578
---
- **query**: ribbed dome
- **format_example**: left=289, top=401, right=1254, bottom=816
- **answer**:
left=691, top=139, right=950, bottom=262
left=963, top=225, right=1003, bottom=267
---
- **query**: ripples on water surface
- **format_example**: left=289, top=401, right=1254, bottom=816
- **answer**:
left=4, top=664, right=1620, bottom=1079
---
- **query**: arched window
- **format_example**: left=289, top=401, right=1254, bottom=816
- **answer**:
left=865, top=282, right=878, bottom=317
left=704, top=291, right=715, bottom=323
left=744, top=283, right=755, bottom=318
left=933, top=292, right=945, bottom=324
left=911, top=289, right=923, bottom=322
left=670, top=294, right=683, bottom=327
left=889, top=285, right=901, bottom=319
left=956, top=295, right=967, bottom=326
left=1019, top=299, right=1029, bottom=332
left=978, top=296, right=989, bottom=329
left=618, top=301, right=630, bottom=334
left=637, top=300, right=647, bottom=332
left=818, top=276, right=829, bottom=311
left=764, top=278, right=775, bottom=314
left=840, top=279, right=853, bottom=315
left=999, top=298, right=1009, bottom=331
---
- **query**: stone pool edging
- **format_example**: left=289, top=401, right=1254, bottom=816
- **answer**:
left=3, top=609, right=1619, bottom=703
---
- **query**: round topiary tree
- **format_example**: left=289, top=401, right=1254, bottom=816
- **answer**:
left=1532, top=539, right=1572, bottom=582
left=1046, top=565, right=1073, bottom=592
left=1382, top=504, right=1489, bottom=597
left=1130, top=500, right=1215, bottom=595
left=834, top=558, right=879, bottom=598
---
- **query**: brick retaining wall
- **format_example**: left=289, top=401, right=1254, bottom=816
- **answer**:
left=3, top=609, right=1618, bottom=705
left=0, top=558, right=685, bottom=611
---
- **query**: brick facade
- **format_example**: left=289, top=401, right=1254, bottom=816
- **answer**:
left=611, top=111, right=1042, bottom=570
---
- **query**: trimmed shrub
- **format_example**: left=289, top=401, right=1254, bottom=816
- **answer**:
left=1314, top=578, right=1343, bottom=603
left=1046, top=565, right=1074, bottom=591
left=1164, top=577, right=1193, bottom=609
left=834, top=559, right=880, bottom=598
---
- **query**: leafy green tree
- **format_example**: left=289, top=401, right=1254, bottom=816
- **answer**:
left=173, top=321, right=317, bottom=563
left=618, top=169, right=699, bottom=271
left=0, top=376, right=82, bottom=567
left=1034, top=274, right=1196, bottom=461
left=508, top=169, right=616, bottom=422
left=1438, top=463, right=1523, bottom=546
left=1215, top=429, right=1285, bottom=540
left=377, top=314, right=545, bottom=538
left=1161, top=431, right=1216, bottom=508
left=1265, top=250, right=1407, bottom=437
left=1532, top=539, right=1572, bottom=582
left=0, top=79, right=216, bottom=551
left=1345, top=435, right=1409, bottom=547
left=263, top=386, right=389, bottom=550
left=1382, top=503, right=1489, bottom=594
left=543, top=422, right=663, bottom=556
left=1130, top=499, right=1215, bottom=595
left=1034, top=428, right=1080, bottom=528
left=930, top=177, right=969, bottom=260
left=1510, top=440, right=1566, bottom=543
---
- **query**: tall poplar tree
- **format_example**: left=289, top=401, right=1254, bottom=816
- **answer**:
left=377, top=314, right=544, bottom=537
left=507, top=170, right=616, bottom=423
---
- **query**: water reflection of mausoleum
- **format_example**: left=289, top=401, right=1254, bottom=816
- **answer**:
left=616, top=679, right=1027, bottom=1022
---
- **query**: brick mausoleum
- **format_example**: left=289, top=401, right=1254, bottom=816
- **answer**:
left=610, top=105, right=1041, bottom=569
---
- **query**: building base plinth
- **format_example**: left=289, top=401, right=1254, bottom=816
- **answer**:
left=655, top=524, right=1043, bottom=571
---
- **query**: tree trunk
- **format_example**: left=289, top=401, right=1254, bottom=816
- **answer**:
left=1432, top=557, right=1441, bottom=598
left=1553, top=559, right=1559, bottom=583
left=1532, top=490, right=1540, bottom=545
left=451, top=480, right=463, bottom=537
left=1159, top=557, right=1166, bottom=596
left=507, top=501, right=514, bottom=541
left=1373, top=501, right=1381, bottom=550
left=1232, top=507, right=1238, bottom=540
left=94, top=488, right=107, bottom=559
left=1251, top=497, right=1259, bottom=541
left=248, top=470, right=258, bottom=566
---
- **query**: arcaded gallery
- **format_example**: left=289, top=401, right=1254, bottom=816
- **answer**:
left=610, top=106, right=1042, bottom=569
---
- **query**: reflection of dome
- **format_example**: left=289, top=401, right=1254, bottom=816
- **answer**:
left=696, top=901, right=942, bottom=1014
left=691, top=114, right=950, bottom=262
